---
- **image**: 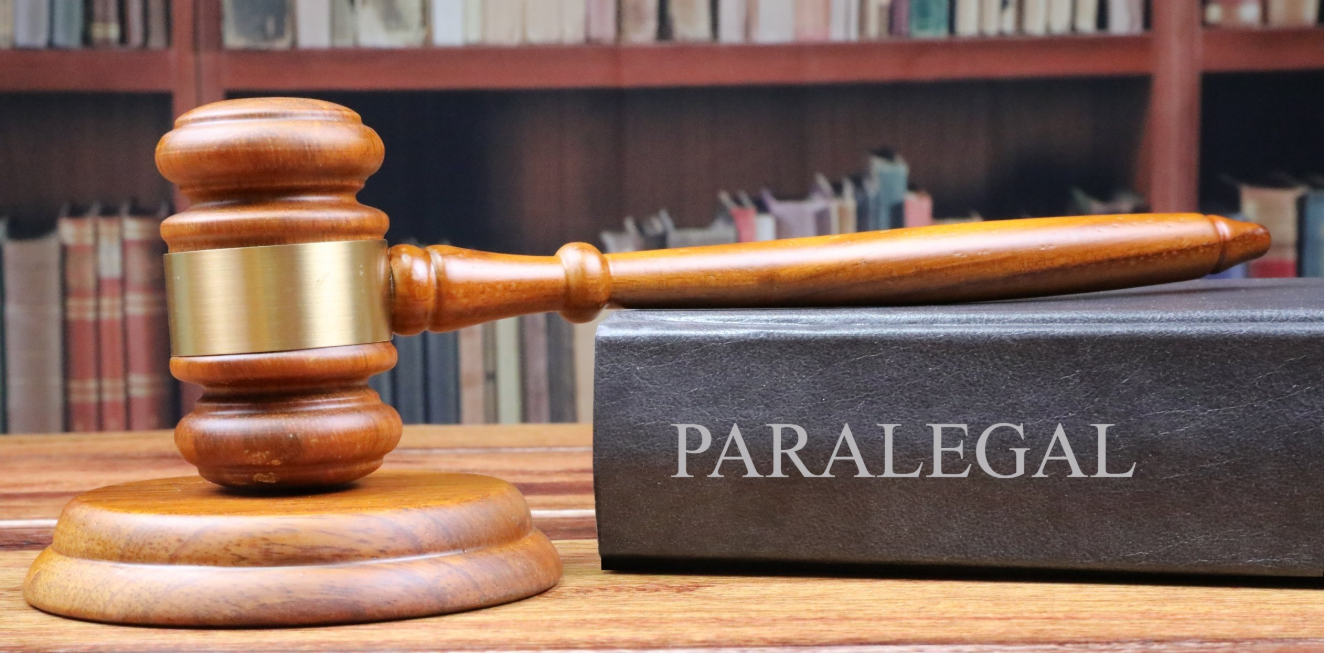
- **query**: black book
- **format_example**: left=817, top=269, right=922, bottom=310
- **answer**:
left=425, top=330, right=460, bottom=424
left=593, top=280, right=1324, bottom=577
left=393, top=333, right=426, bottom=425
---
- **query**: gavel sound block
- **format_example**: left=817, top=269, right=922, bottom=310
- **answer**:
left=23, top=98, right=1270, bottom=628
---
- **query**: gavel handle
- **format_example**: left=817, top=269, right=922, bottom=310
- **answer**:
left=388, top=213, right=1269, bottom=335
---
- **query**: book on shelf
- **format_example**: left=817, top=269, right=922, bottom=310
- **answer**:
left=50, top=0, right=84, bottom=48
left=223, top=0, right=294, bottom=49
left=997, top=0, right=1017, bottom=34
left=909, top=0, right=951, bottom=37
left=458, top=323, right=485, bottom=423
left=751, top=0, right=796, bottom=42
left=868, top=148, right=908, bottom=231
left=862, top=0, right=891, bottom=38
left=620, top=0, right=660, bottom=43
left=794, top=0, right=832, bottom=42
left=4, top=225, right=63, bottom=435
left=393, top=333, right=426, bottom=424
left=1205, top=0, right=1263, bottom=27
left=829, top=0, right=861, bottom=40
left=1105, top=0, right=1143, bottom=34
left=59, top=205, right=101, bottom=433
left=520, top=313, right=551, bottom=423
left=954, top=0, right=979, bottom=35
left=463, top=0, right=484, bottom=43
left=424, top=330, right=460, bottom=424
left=1022, top=0, right=1049, bottom=35
left=357, top=0, right=426, bottom=47
left=669, top=0, right=715, bottom=41
left=91, top=0, right=125, bottom=46
left=430, top=0, right=465, bottom=46
left=297, top=0, right=333, bottom=48
left=1074, top=0, right=1099, bottom=32
left=563, top=0, right=588, bottom=43
left=1240, top=181, right=1307, bottom=278
left=97, top=206, right=127, bottom=432
left=13, top=0, right=51, bottom=48
left=0, top=0, right=14, bottom=48
left=123, top=205, right=172, bottom=431
left=1266, top=0, right=1322, bottom=26
left=525, top=0, right=563, bottom=44
left=147, top=0, right=170, bottom=48
left=494, top=316, right=522, bottom=424
left=124, top=0, right=147, bottom=47
left=587, top=0, right=619, bottom=42
left=1047, top=0, right=1073, bottom=33
left=483, top=0, right=524, bottom=45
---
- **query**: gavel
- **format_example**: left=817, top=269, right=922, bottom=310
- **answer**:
left=157, top=97, right=1268, bottom=491
left=24, top=96, right=1270, bottom=628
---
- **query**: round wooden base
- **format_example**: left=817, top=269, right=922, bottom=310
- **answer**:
left=23, top=471, right=562, bottom=627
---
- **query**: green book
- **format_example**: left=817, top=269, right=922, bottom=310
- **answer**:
left=909, top=0, right=950, bottom=37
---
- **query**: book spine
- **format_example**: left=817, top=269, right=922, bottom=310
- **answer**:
left=123, top=215, right=172, bottom=431
left=124, top=0, right=145, bottom=47
left=425, top=330, right=460, bottom=424
left=0, top=0, right=15, bottom=48
left=4, top=232, right=64, bottom=434
left=146, top=0, right=169, bottom=48
left=14, top=0, right=51, bottom=47
left=520, top=313, right=551, bottom=423
left=97, top=214, right=127, bottom=431
left=561, top=0, right=587, bottom=43
left=794, top=0, right=830, bottom=41
left=494, top=316, right=522, bottom=424
left=620, top=0, right=660, bottom=43
left=586, top=0, right=618, bottom=42
left=297, top=0, right=333, bottom=47
left=392, top=333, right=426, bottom=424
left=954, top=0, right=981, bottom=35
left=546, top=314, right=577, bottom=423
left=1073, top=0, right=1098, bottom=31
left=59, top=215, right=100, bottom=432
left=50, top=0, right=84, bottom=48
left=1299, top=190, right=1324, bottom=278
left=483, top=0, right=525, bottom=45
left=458, top=323, right=487, bottom=423
left=91, top=0, right=123, bottom=46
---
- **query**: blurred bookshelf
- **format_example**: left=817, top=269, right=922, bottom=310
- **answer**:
left=0, top=0, right=1320, bottom=433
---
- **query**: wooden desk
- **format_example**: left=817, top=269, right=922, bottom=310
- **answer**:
left=0, top=426, right=1320, bottom=652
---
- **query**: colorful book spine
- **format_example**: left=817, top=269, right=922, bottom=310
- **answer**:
left=909, top=0, right=950, bottom=37
left=123, top=211, right=173, bottom=430
left=97, top=210, right=127, bottom=431
left=60, top=208, right=101, bottom=432
left=4, top=229, right=64, bottom=434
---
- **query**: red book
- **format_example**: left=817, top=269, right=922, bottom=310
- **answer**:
left=123, top=206, right=173, bottom=430
left=97, top=207, right=128, bottom=431
left=59, top=205, right=101, bottom=432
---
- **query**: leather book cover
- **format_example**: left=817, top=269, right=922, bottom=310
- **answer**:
left=59, top=205, right=100, bottom=432
left=124, top=207, right=172, bottom=431
left=593, top=280, right=1324, bottom=577
left=3, top=227, right=64, bottom=434
left=96, top=208, right=127, bottom=431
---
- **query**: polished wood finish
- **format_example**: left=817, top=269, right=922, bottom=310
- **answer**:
left=392, top=213, right=1269, bottom=331
left=23, top=471, right=562, bottom=626
left=2, top=428, right=1322, bottom=651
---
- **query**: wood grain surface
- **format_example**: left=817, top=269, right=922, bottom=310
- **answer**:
left=0, top=427, right=1321, bottom=651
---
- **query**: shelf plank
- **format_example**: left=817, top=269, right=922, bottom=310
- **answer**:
left=0, top=50, right=175, bottom=93
left=221, top=36, right=1153, bottom=92
left=1202, top=27, right=1324, bottom=73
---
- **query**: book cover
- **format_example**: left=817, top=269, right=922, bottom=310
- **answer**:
left=1047, top=0, right=1072, bottom=32
left=123, top=207, right=172, bottom=431
left=458, top=323, right=486, bottom=424
left=14, top=0, right=51, bottom=47
left=425, top=330, right=460, bottom=424
left=296, top=0, right=332, bottom=47
left=97, top=209, right=127, bottom=431
left=4, top=227, right=63, bottom=433
left=392, top=333, right=426, bottom=424
left=1266, top=0, right=1320, bottom=26
left=463, top=0, right=483, bottom=42
left=223, top=0, right=293, bottom=48
left=1021, top=0, right=1047, bottom=34
left=620, top=0, right=659, bottom=43
left=482, top=0, right=524, bottom=45
left=979, top=0, right=1000, bottom=34
left=751, top=0, right=795, bottom=42
left=1241, top=183, right=1305, bottom=278
left=669, top=0, right=714, bottom=41
left=524, top=0, right=562, bottom=44
left=1105, top=0, right=1142, bottom=34
left=717, top=0, right=747, bottom=41
left=59, top=206, right=99, bottom=432
left=954, top=0, right=980, bottom=35
left=1299, top=188, right=1323, bottom=278
left=547, top=313, right=577, bottom=423
left=0, top=0, right=15, bottom=48
left=862, top=0, right=892, bottom=38
left=586, top=0, right=618, bottom=42
left=357, top=0, right=425, bottom=47
left=494, top=317, right=522, bottom=424
left=868, top=149, right=908, bottom=231
left=521, top=313, right=551, bottom=423
left=594, top=280, right=1325, bottom=576
left=794, top=0, right=831, bottom=41
left=50, top=0, right=84, bottom=48
left=562, top=0, right=587, bottom=42
left=146, top=0, right=169, bottom=47
left=1073, top=0, right=1097, bottom=31
left=910, top=0, right=951, bottom=36
left=124, top=0, right=146, bottom=47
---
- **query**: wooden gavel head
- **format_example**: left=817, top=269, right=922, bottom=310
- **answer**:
left=157, top=98, right=402, bottom=489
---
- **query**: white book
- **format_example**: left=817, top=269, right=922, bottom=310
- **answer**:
left=979, top=0, right=1001, bottom=33
left=1046, top=0, right=1071, bottom=32
left=718, top=0, right=748, bottom=42
left=14, top=0, right=50, bottom=48
left=1072, top=0, right=1096, bottom=31
left=524, top=0, right=561, bottom=43
left=357, top=0, right=426, bottom=47
left=1106, top=0, right=1140, bottom=34
left=296, top=0, right=332, bottom=48
left=484, top=0, right=524, bottom=44
left=494, top=317, right=522, bottom=425
left=331, top=0, right=355, bottom=45
left=463, top=0, right=483, bottom=42
left=862, top=0, right=891, bottom=38
left=954, top=0, right=980, bottom=35
left=753, top=213, right=778, bottom=241
left=668, top=0, right=712, bottom=40
left=1021, top=0, right=1047, bottom=34
left=999, top=0, right=1019, bottom=34
left=561, top=0, right=586, bottom=43
left=430, top=0, right=464, bottom=45
left=752, top=0, right=795, bottom=43
left=828, top=0, right=859, bottom=40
